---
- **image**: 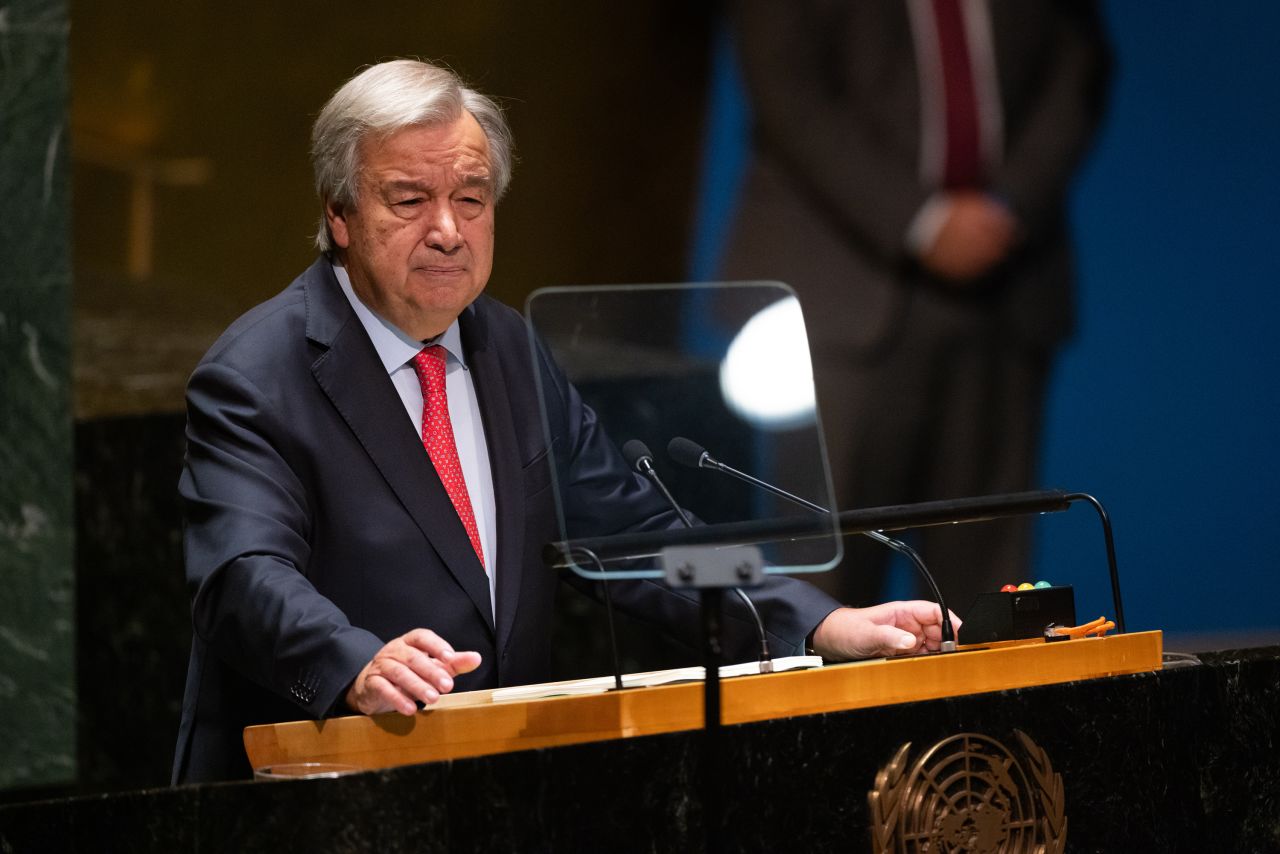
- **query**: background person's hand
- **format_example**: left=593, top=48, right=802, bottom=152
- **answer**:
left=919, top=191, right=1018, bottom=283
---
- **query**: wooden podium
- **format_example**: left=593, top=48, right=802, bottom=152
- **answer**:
left=244, top=630, right=1162, bottom=773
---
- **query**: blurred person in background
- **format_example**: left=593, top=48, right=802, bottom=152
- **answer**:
left=720, top=0, right=1111, bottom=612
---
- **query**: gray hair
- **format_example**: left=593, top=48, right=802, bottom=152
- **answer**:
left=310, top=59, right=514, bottom=253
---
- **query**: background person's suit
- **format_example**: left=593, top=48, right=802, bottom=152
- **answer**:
left=173, top=259, right=838, bottom=783
left=720, top=0, right=1111, bottom=611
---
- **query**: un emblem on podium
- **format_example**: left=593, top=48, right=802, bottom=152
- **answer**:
left=868, top=730, right=1066, bottom=853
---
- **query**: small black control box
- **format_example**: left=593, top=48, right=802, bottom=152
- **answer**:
left=957, top=585, right=1076, bottom=644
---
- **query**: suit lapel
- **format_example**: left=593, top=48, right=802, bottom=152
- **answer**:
left=303, top=261, right=495, bottom=633
left=460, top=300, right=527, bottom=653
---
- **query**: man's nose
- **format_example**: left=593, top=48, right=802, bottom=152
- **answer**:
left=424, top=204, right=463, bottom=253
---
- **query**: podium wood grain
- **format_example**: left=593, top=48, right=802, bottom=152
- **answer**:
left=243, top=630, right=1162, bottom=772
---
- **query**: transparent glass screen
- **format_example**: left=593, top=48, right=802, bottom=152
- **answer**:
left=525, top=282, right=841, bottom=581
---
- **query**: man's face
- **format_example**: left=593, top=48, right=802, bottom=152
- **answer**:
left=327, top=113, right=495, bottom=340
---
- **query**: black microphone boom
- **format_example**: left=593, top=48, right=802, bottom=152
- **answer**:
left=623, top=439, right=693, bottom=527
left=668, top=437, right=828, bottom=515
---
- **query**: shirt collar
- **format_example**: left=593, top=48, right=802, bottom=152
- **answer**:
left=333, top=263, right=468, bottom=373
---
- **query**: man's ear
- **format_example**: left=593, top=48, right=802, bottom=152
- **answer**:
left=325, top=198, right=352, bottom=249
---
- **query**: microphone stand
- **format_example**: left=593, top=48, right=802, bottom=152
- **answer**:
left=622, top=439, right=750, bottom=854
left=698, top=587, right=724, bottom=854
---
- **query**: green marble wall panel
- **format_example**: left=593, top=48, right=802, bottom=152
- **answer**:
left=0, top=0, right=76, bottom=789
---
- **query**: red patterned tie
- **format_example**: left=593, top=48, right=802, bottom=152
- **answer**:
left=411, top=345, right=485, bottom=570
left=932, top=0, right=983, bottom=188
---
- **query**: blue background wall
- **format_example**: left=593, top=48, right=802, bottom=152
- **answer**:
left=1037, top=3, right=1279, bottom=639
left=694, top=3, right=1279, bottom=642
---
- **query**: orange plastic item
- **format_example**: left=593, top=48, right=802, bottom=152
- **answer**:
left=1046, top=617, right=1116, bottom=639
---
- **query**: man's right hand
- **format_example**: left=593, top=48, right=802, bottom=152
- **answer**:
left=344, top=629, right=482, bottom=715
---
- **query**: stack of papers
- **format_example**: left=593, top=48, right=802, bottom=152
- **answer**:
left=490, top=655, right=824, bottom=703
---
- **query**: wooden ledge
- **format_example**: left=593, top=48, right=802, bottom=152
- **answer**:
left=244, top=630, right=1162, bottom=773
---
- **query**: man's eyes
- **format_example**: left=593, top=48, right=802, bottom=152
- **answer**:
left=387, top=195, right=487, bottom=211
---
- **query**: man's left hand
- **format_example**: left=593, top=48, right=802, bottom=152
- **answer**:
left=811, top=601, right=961, bottom=660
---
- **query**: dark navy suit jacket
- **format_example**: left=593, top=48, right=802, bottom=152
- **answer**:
left=173, top=259, right=839, bottom=783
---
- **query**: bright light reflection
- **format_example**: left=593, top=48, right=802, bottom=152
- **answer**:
left=719, top=296, right=815, bottom=430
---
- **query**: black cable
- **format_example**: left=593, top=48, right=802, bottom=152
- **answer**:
left=569, top=546, right=625, bottom=692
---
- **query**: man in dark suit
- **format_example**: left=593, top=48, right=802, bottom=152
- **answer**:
left=173, top=59, right=956, bottom=784
left=721, top=1, right=1111, bottom=612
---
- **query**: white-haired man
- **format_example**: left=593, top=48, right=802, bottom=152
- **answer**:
left=173, top=59, right=955, bottom=784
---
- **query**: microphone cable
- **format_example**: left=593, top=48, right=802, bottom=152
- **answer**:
left=623, top=440, right=775, bottom=671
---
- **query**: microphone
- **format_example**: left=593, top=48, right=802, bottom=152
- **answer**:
left=622, top=440, right=693, bottom=527
left=668, top=437, right=826, bottom=514
left=622, top=439, right=775, bottom=671
left=667, top=436, right=957, bottom=652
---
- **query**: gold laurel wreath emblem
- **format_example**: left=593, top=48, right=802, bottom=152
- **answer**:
left=1015, top=729, right=1067, bottom=854
left=868, top=743, right=912, bottom=853
left=867, top=731, right=1068, bottom=853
